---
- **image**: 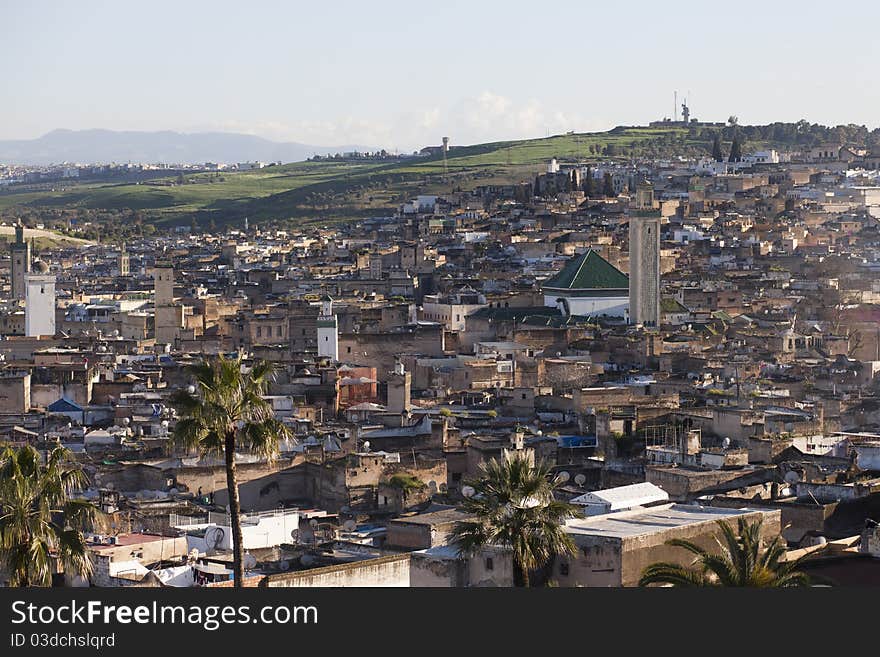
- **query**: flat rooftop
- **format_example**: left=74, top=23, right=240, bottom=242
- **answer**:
left=390, top=507, right=473, bottom=526
left=563, top=503, right=761, bottom=540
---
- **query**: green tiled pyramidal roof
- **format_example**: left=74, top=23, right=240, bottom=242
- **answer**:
left=542, top=249, right=629, bottom=291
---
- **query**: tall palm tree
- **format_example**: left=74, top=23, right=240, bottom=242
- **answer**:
left=639, top=516, right=813, bottom=587
left=0, top=444, right=95, bottom=587
left=451, top=454, right=578, bottom=587
left=170, top=355, right=291, bottom=587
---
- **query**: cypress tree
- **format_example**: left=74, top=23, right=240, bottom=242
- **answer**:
left=728, top=135, right=742, bottom=162
left=583, top=167, right=594, bottom=196
left=602, top=172, right=615, bottom=197
left=712, top=133, right=724, bottom=162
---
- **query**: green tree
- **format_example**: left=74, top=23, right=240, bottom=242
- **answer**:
left=712, top=133, right=725, bottom=162
left=602, top=172, right=615, bottom=197
left=0, top=444, right=95, bottom=587
left=582, top=166, right=594, bottom=196
left=728, top=135, right=743, bottom=162
left=170, top=355, right=292, bottom=587
left=450, top=454, right=578, bottom=587
left=639, top=517, right=813, bottom=587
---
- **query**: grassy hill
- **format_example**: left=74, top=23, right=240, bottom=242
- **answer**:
left=0, top=122, right=848, bottom=232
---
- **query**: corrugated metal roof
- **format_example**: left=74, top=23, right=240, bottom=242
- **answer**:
left=570, top=482, right=668, bottom=510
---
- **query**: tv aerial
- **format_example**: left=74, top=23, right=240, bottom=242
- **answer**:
left=574, top=474, right=587, bottom=486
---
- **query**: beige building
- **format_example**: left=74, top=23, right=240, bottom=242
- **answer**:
left=553, top=505, right=781, bottom=587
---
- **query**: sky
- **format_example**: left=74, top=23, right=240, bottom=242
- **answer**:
left=2, top=0, right=880, bottom=150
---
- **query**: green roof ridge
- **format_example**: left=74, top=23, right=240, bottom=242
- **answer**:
left=542, top=249, right=629, bottom=291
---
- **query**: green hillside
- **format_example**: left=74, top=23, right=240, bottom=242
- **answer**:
left=0, top=121, right=867, bottom=234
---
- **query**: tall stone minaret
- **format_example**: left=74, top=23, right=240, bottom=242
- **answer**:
left=628, top=207, right=661, bottom=327
left=9, top=220, right=31, bottom=301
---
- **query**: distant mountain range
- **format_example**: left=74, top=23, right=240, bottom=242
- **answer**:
left=0, top=129, right=374, bottom=165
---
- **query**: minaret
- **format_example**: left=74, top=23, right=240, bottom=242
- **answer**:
left=153, top=262, right=182, bottom=345
left=9, top=220, right=31, bottom=301
left=25, top=259, right=55, bottom=337
left=118, top=244, right=130, bottom=277
left=387, top=361, right=412, bottom=414
left=628, top=203, right=661, bottom=327
left=317, top=295, right=338, bottom=361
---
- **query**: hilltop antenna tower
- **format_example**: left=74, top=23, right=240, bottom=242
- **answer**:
left=674, top=91, right=678, bottom=121
left=442, top=136, right=450, bottom=180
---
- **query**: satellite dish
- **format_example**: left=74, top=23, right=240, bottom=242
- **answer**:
left=784, top=470, right=800, bottom=485
left=343, top=519, right=357, bottom=532
left=189, top=548, right=199, bottom=561
left=461, top=485, right=476, bottom=498
left=362, top=441, right=371, bottom=452
left=309, top=518, right=319, bottom=528
left=243, top=553, right=257, bottom=570
left=205, top=527, right=225, bottom=550
left=574, top=474, right=587, bottom=486
left=556, top=471, right=571, bottom=483
left=291, top=529, right=299, bottom=540
left=279, top=559, right=290, bottom=571
left=721, top=437, right=731, bottom=449
left=428, top=480, right=438, bottom=493
left=300, top=554, right=315, bottom=567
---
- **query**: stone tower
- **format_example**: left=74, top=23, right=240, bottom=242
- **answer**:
left=9, top=221, right=31, bottom=301
left=118, top=245, right=130, bottom=277
left=25, top=259, right=55, bottom=337
left=153, top=262, right=183, bottom=345
left=628, top=211, right=661, bottom=327
left=387, top=361, right=412, bottom=414
left=317, top=295, right=338, bottom=361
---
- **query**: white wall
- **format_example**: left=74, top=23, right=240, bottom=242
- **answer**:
left=544, top=294, right=629, bottom=318
left=185, top=512, right=300, bottom=552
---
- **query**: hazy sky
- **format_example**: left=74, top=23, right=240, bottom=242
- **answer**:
left=3, top=0, right=879, bottom=150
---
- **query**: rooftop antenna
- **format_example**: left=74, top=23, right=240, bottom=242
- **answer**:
left=674, top=91, right=678, bottom=121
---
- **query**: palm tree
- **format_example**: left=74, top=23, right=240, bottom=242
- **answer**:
left=169, top=355, right=292, bottom=587
left=451, top=454, right=578, bottom=587
left=0, top=444, right=95, bottom=587
left=639, top=516, right=813, bottom=587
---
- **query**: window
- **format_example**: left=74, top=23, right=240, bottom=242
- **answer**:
left=560, top=562, right=569, bottom=576
left=256, top=327, right=261, bottom=337
left=521, top=393, right=527, bottom=400
left=485, top=557, right=494, bottom=571
left=347, top=347, right=352, bottom=354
